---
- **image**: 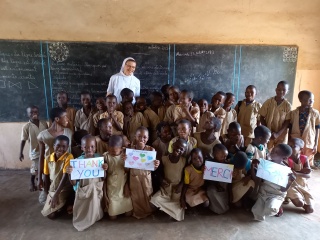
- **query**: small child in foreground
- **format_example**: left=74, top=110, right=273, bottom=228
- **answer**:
left=67, top=135, right=108, bottom=231
left=251, top=144, right=295, bottom=221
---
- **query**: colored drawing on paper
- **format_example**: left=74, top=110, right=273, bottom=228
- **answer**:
left=204, top=161, right=234, bottom=183
left=70, top=157, right=105, bottom=180
left=125, top=148, right=157, bottom=171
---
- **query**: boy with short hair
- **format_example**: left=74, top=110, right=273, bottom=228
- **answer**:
left=221, top=93, right=237, bottom=135
left=19, top=105, right=48, bottom=191
left=95, top=118, right=113, bottom=155
left=116, top=88, right=134, bottom=112
left=56, top=91, right=76, bottom=132
left=74, top=91, right=96, bottom=136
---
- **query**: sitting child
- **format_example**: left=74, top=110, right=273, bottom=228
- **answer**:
left=180, top=148, right=209, bottom=209
left=251, top=144, right=295, bottom=221
left=206, top=144, right=230, bottom=214
left=245, top=125, right=271, bottom=160
left=41, top=135, right=73, bottom=219
left=104, top=135, right=133, bottom=219
left=67, top=135, right=108, bottom=231
left=95, top=118, right=113, bottom=155
left=150, top=139, right=188, bottom=221
left=285, top=137, right=313, bottom=213
left=220, top=122, right=245, bottom=156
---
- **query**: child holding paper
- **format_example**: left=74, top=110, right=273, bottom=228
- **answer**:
left=128, top=127, right=160, bottom=219
left=41, top=135, right=73, bottom=219
left=251, top=144, right=295, bottom=221
left=150, top=139, right=188, bottom=221
left=205, top=144, right=230, bottom=214
left=104, top=135, right=133, bottom=219
left=180, top=148, right=209, bottom=209
left=67, top=135, right=108, bottom=231
left=285, top=138, right=313, bottom=213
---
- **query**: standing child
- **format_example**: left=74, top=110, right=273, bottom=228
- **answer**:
left=67, top=135, right=108, bottom=231
left=104, top=135, right=133, bottom=219
left=180, top=148, right=209, bottom=209
left=206, top=144, right=230, bottom=214
left=150, top=139, right=188, bottom=221
left=163, top=86, right=180, bottom=124
left=95, top=118, right=113, bottom=155
left=129, top=127, right=160, bottom=219
left=198, top=99, right=209, bottom=117
left=41, top=135, right=73, bottom=219
left=100, top=95, right=124, bottom=135
left=235, top=85, right=262, bottom=147
left=259, top=81, right=291, bottom=150
left=37, top=108, right=73, bottom=194
left=168, top=119, right=197, bottom=159
left=245, top=125, right=271, bottom=160
left=150, top=91, right=166, bottom=121
left=152, top=122, right=173, bottom=160
left=56, top=91, right=76, bottom=132
left=93, top=96, right=107, bottom=134
left=251, top=144, right=295, bottom=221
left=19, top=105, right=48, bottom=191
left=72, top=130, right=88, bottom=158
left=122, top=101, right=148, bottom=142
left=116, top=88, right=134, bottom=112
left=285, top=138, right=314, bottom=213
left=221, top=93, right=237, bottom=135
left=194, top=113, right=221, bottom=159
left=275, top=90, right=320, bottom=168
left=75, top=91, right=96, bottom=136
left=161, top=84, right=171, bottom=108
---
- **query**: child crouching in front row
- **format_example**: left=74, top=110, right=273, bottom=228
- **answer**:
left=67, top=135, right=108, bottom=231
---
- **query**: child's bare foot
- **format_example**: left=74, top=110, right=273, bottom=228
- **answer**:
left=275, top=207, right=283, bottom=217
left=29, top=183, right=37, bottom=192
left=303, top=204, right=314, bottom=213
left=283, top=197, right=290, bottom=204
left=67, top=205, right=73, bottom=215
left=125, top=210, right=132, bottom=217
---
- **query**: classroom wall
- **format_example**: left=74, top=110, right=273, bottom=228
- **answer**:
left=1, top=0, right=319, bottom=169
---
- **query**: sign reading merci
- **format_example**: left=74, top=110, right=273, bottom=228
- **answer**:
left=203, top=161, right=234, bottom=183
left=70, top=157, right=105, bottom=180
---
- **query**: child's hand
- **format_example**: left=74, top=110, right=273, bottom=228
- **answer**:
left=180, top=198, right=187, bottom=209
left=19, top=153, right=24, bottom=162
left=123, top=183, right=131, bottom=198
left=174, top=183, right=183, bottom=194
left=121, top=154, right=127, bottom=161
left=154, top=160, right=160, bottom=170
left=49, top=193, right=60, bottom=209
left=102, top=163, right=108, bottom=171
left=66, top=166, right=73, bottom=174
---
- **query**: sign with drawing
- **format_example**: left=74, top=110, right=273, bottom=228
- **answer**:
left=125, top=149, right=157, bottom=171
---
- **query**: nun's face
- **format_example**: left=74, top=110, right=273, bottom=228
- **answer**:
left=123, top=60, right=136, bottom=76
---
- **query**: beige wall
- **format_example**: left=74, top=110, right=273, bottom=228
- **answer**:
left=0, top=0, right=320, bottom=169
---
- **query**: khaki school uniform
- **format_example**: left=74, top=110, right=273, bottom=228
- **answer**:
left=95, top=135, right=109, bottom=155
left=74, top=108, right=96, bottom=136
left=158, top=105, right=166, bottom=122
left=164, top=104, right=176, bottom=124
left=168, top=136, right=197, bottom=159
left=235, top=100, right=262, bottom=146
left=66, top=107, right=77, bottom=133
left=152, top=138, right=170, bottom=158
left=174, top=105, right=200, bottom=133
left=99, top=110, right=124, bottom=135
left=197, top=111, right=215, bottom=133
left=286, top=107, right=320, bottom=166
left=259, top=97, right=291, bottom=149
left=125, top=112, right=149, bottom=142
left=143, top=107, right=160, bottom=143
left=193, top=132, right=220, bottom=159
left=221, top=109, right=237, bottom=135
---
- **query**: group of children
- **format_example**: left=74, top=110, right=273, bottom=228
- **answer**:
left=19, top=81, right=319, bottom=230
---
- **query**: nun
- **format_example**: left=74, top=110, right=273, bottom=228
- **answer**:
left=107, top=57, right=140, bottom=103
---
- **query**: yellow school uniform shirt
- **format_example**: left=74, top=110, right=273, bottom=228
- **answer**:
left=285, top=107, right=320, bottom=149
left=99, top=110, right=124, bottom=135
left=221, top=109, right=237, bottom=135
left=95, top=135, right=109, bottom=155
left=163, top=104, right=176, bottom=124
left=126, top=112, right=149, bottom=142
left=173, top=105, right=200, bottom=124
left=74, top=108, right=96, bottom=136
left=168, top=136, right=197, bottom=157
left=21, top=120, right=48, bottom=160
left=259, top=97, right=291, bottom=133
left=236, top=100, right=262, bottom=138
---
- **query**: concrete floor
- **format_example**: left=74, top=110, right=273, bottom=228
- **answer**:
left=1, top=170, right=320, bottom=240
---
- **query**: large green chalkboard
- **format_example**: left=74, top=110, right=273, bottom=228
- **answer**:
left=0, top=40, right=297, bottom=122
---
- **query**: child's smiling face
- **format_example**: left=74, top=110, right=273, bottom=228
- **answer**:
left=213, top=149, right=228, bottom=163
left=160, top=125, right=172, bottom=143
left=172, top=141, right=186, bottom=157
left=177, top=123, right=191, bottom=140
left=135, top=129, right=149, bottom=145
left=191, top=151, right=204, bottom=169
left=198, top=99, right=208, bottom=114
left=54, top=140, right=69, bottom=159
left=106, top=97, right=117, bottom=112
left=81, top=139, right=96, bottom=158
left=299, top=93, right=314, bottom=108
left=224, top=95, right=235, bottom=109
left=211, top=94, right=225, bottom=109
left=275, top=83, right=289, bottom=99
left=245, top=87, right=256, bottom=102
left=27, top=107, right=39, bottom=121
left=81, top=94, right=91, bottom=108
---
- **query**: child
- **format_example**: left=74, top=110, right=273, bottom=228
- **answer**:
left=56, top=90, right=76, bottom=132
left=135, top=96, right=160, bottom=143
left=19, top=105, right=48, bottom=191
left=161, top=84, right=171, bottom=108
left=152, top=121, right=173, bottom=160
left=71, top=129, right=88, bottom=158
left=174, top=90, right=200, bottom=133
left=74, top=91, right=96, bottom=136
left=95, top=118, right=113, bottom=155
left=129, top=127, right=160, bottom=219
left=221, top=93, right=237, bottom=135
left=168, top=119, right=197, bottom=159
left=194, top=113, right=221, bottom=159
left=150, top=139, right=188, bottom=221
left=245, top=125, right=271, bottom=160
left=198, top=99, right=209, bottom=117
left=220, top=122, right=245, bottom=157
left=231, top=151, right=255, bottom=208
left=41, top=135, right=73, bottom=219
left=100, top=94, right=124, bottom=135
left=116, top=88, right=134, bottom=112
left=285, top=138, right=313, bottom=213
left=163, top=86, right=180, bottom=124
left=122, top=101, right=148, bottom=142
left=93, top=96, right=107, bottom=134
left=251, top=144, right=295, bottom=221
left=180, top=148, right=209, bottom=209
left=206, top=144, right=230, bottom=214
left=235, top=85, right=262, bottom=147
left=150, top=91, right=166, bottom=121
left=67, top=135, right=108, bottom=231
left=104, top=135, right=133, bottom=219
left=275, top=90, right=320, bottom=168
left=259, top=81, right=291, bottom=150
left=37, top=107, right=73, bottom=193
